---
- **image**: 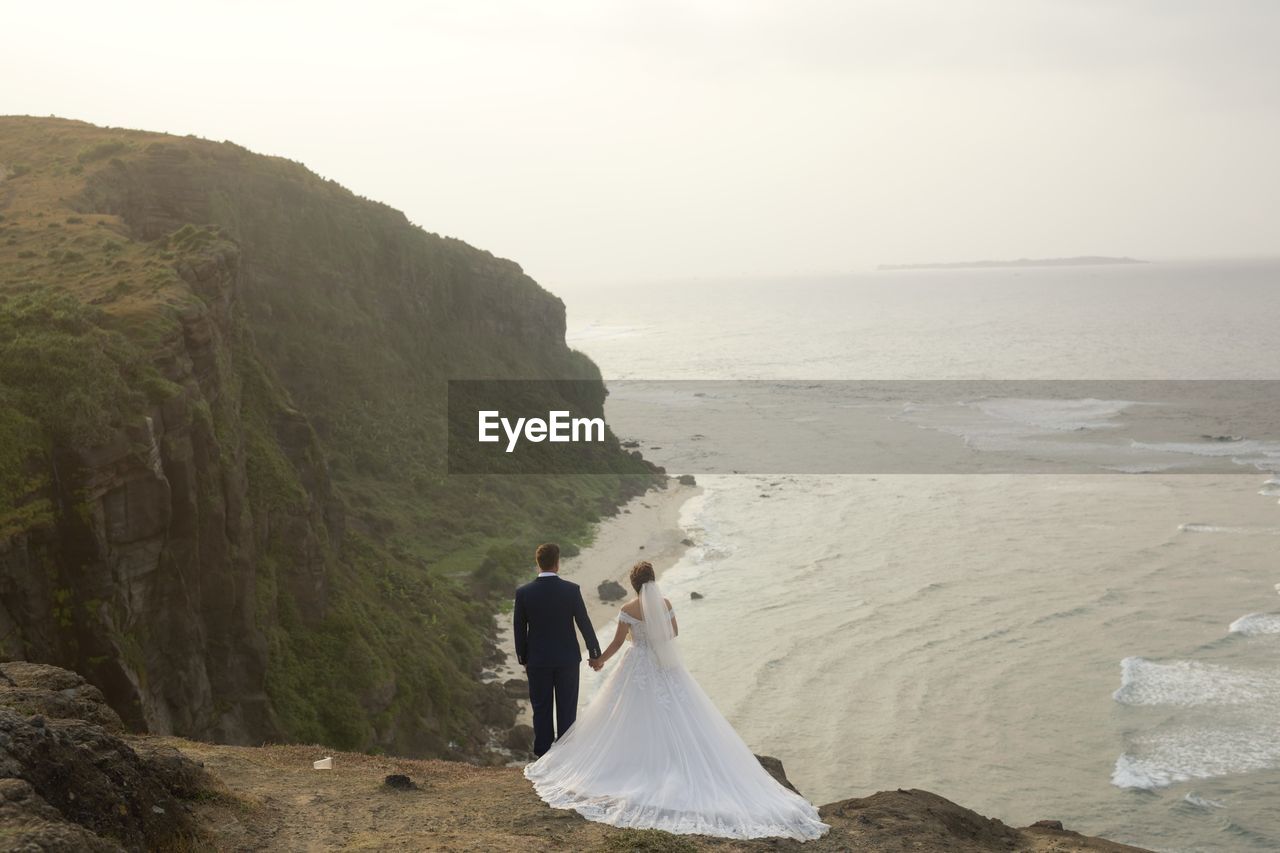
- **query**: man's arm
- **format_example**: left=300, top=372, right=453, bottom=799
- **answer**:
left=573, top=587, right=601, bottom=660
left=513, top=589, right=529, bottom=666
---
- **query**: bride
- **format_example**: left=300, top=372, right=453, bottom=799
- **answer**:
left=524, top=560, right=829, bottom=841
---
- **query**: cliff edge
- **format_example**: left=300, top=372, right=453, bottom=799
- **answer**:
left=0, top=661, right=1151, bottom=852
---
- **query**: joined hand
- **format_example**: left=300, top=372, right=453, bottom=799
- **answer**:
left=588, top=657, right=604, bottom=671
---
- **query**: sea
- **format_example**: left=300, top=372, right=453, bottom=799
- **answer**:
left=553, top=258, right=1280, bottom=852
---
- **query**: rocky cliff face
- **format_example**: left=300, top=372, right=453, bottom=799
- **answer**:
left=0, top=238, right=281, bottom=743
left=0, top=117, right=655, bottom=757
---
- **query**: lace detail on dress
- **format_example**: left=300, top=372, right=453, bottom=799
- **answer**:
left=525, top=776, right=829, bottom=840
left=616, top=608, right=684, bottom=707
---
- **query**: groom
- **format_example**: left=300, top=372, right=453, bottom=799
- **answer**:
left=513, top=543, right=602, bottom=757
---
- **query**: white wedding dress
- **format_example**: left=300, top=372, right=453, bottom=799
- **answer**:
left=524, top=582, right=829, bottom=841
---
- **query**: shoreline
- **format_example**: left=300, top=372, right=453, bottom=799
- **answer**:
left=490, top=479, right=702, bottom=725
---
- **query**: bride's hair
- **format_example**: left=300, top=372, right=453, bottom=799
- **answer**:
left=629, top=560, right=655, bottom=592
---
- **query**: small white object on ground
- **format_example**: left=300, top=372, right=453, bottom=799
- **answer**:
left=313, top=757, right=333, bottom=770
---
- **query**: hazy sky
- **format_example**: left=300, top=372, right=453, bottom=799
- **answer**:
left=7, top=1, right=1279, bottom=286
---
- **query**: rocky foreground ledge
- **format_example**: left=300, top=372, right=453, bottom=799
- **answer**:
left=0, top=662, right=1149, bottom=852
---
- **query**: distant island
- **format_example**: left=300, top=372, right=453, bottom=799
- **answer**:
left=878, top=256, right=1146, bottom=271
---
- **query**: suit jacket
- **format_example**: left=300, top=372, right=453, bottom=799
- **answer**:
left=513, top=574, right=601, bottom=667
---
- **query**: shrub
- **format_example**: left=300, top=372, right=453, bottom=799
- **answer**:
left=0, top=290, right=157, bottom=447
left=168, top=223, right=219, bottom=251
left=600, top=829, right=698, bottom=853
left=77, top=140, right=127, bottom=163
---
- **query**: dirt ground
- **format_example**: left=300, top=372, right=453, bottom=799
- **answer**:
left=150, top=736, right=1152, bottom=853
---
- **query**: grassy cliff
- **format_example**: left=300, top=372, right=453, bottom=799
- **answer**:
left=0, top=116, right=658, bottom=758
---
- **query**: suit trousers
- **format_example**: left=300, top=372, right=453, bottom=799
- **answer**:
left=525, top=664, right=579, bottom=757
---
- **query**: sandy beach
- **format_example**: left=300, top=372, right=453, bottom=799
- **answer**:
left=490, top=479, right=701, bottom=725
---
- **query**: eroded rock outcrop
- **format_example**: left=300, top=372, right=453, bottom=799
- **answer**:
left=818, top=788, right=1150, bottom=852
left=0, top=662, right=214, bottom=851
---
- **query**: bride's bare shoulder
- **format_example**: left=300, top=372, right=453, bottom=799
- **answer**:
left=620, top=598, right=642, bottom=618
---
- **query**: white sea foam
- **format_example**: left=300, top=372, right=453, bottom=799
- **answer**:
left=1112, top=724, right=1280, bottom=789
left=1132, top=439, right=1280, bottom=458
left=693, top=544, right=732, bottom=563
left=676, top=490, right=732, bottom=566
left=895, top=402, right=1138, bottom=466
left=1111, top=754, right=1160, bottom=790
left=1131, top=440, right=1280, bottom=473
left=1103, top=463, right=1182, bottom=473
left=1229, top=613, right=1280, bottom=636
left=1184, top=792, right=1226, bottom=809
left=897, top=397, right=1135, bottom=439
left=1113, top=657, right=1277, bottom=707
left=970, top=397, right=1139, bottom=431
left=1179, top=523, right=1280, bottom=535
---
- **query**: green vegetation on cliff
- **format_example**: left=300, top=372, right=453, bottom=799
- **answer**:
left=0, top=116, right=658, bottom=757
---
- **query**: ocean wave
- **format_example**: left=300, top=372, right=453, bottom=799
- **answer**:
left=1102, top=463, right=1182, bottom=473
left=969, top=397, right=1140, bottom=431
left=1132, top=439, right=1280, bottom=458
left=1111, top=754, right=1164, bottom=790
left=1112, top=723, right=1280, bottom=789
left=1228, top=613, right=1280, bottom=636
left=1031, top=604, right=1092, bottom=625
left=1131, top=440, right=1280, bottom=473
left=1179, top=523, right=1280, bottom=535
left=1183, top=792, right=1226, bottom=809
left=1112, top=657, right=1276, bottom=707
left=692, top=543, right=732, bottom=563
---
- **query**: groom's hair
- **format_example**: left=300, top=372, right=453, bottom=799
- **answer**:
left=630, top=561, right=655, bottom=592
left=535, top=543, right=560, bottom=570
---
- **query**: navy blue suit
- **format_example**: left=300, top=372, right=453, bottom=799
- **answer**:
left=513, top=574, right=601, bottom=756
